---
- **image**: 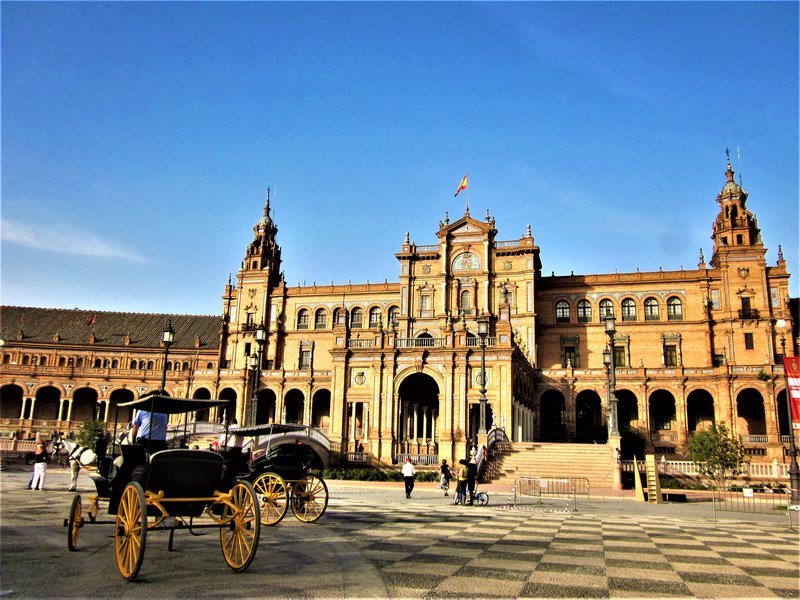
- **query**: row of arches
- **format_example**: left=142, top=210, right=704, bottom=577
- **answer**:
left=1, top=354, right=214, bottom=371
left=555, top=296, right=684, bottom=324
left=534, top=385, right=790, bottom=446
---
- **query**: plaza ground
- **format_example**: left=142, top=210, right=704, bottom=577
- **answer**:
left=0, top=465, right=797, bottom=599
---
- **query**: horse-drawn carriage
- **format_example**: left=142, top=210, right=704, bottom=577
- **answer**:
left=64, top=394, right=261, bottom=581
left=225, top=424, right=329, bottom=526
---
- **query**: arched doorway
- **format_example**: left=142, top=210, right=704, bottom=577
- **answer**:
left=311, top=389, right=330, bottom=430
left=34, top=386, right=61, bottom=421
left=736, top=388, right=766, bottom=436
left=192, top=387, right=212, bottom=422
left=256, top=389, right=277, bottom=424
left=397, top=373, right=439, bottom=453
left=109, top=389, right=135, bottom=425
left=284, top=389, right=304, bottom=424
left=0, top=384, right=24, bottom=420
left=648, top=389, right=676, bottom=453
left=539, top=389, right=566, bottom=442
left=70, top=387, right=99, bottom=422
left=576, top=390, right=604, bottom=443
left=218, top=388, right=237, bottom=425
left=687, top=389, right=715, bottom=432
left=616, top=389, right=639, bottom=432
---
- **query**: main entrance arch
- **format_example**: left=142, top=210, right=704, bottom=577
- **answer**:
left=397, top=372, right=439, bottom=454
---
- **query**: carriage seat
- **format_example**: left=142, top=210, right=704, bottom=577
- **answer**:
left=146, top=450, right=224, bottom=517
left=106, top=444, right=148, bottom=514
left=219, top=447, right=251, bottom=492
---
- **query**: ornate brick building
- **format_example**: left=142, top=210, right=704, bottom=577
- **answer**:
left=1, top=160, right=796, bottom=465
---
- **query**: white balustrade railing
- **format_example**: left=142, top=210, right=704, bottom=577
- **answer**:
left=622, top=459, right=790, bottom=478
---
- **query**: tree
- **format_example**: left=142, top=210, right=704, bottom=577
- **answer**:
left=76, top=419, right=107, bottom=449
left=688, top=423, right=747, bottom=490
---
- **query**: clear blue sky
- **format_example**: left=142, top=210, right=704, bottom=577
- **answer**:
left=2, top=2, right=798, bottom=315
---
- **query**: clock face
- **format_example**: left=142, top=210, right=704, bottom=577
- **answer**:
left=453, top=252, right=479, bottom=271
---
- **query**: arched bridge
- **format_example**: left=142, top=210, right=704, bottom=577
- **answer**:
left=223, top=424, right=331, bottom=469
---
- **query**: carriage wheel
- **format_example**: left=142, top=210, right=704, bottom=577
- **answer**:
left=67, top=494, right=82, bottom=551
left=252, top=472, right=288, bottom=526
left=220, top=481, right=260, bottom=572
left=115, top=482, right=147, bottom=581
left=476, top=491, right=489, bottom=506
left=290, top=474, right=328, bottom=523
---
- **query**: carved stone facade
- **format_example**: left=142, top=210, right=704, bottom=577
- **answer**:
left=1, top=164, right=796, bottom=464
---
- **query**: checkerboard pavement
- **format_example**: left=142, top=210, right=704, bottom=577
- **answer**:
left=314, top=495, right=800, bottom=599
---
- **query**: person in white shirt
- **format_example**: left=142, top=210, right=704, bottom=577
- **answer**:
left=401, top=457, right=416, bottom=498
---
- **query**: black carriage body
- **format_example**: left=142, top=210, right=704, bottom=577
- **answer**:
left=249, top=443, right=315, bottom=482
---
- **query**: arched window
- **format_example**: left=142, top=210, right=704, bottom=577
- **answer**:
left=111, top=359, right=119, bottom=368
left=333, top=307, right=344, bottom=326
left=76, top=358, right=83, bottom=367
left=599, top=299, right=614, bottom=321
left=315, top=309, right=327, bottom=330
left=621, top=298, right=636, bottom=321
left=147, top=360, right=154, bottom=370
left=350, top=307, right=363, bottom=328
left=174, top=361, right=181, bottom=371
left=59, top=357, right=67, bottom=367
left=388, top=306, right=400, bottom=326
left=2, top=354, right=10, bottom=364
left=644, top=297, right=659, bottom=320
left=577, top=300, right=592, bottom=323
left=103, top=358, right=110, bottom=368
left=130, top=360, right=136, bottom=369
left=296, top=309, right=310, bottom=330
left=182, top=362, right=189, bottom=371
left=369, top=307, right=382, bottom=328
left=31, top=356, right=39, bottom=366
left=206, top=362, right=214, bottom=369
left=22, top=355, right=30, bottom=365
left=138, top=360, right=146, bottom=369
left=667, top=297, right=683, bottom=321
left=93, top=358, right=102, bottom=368
left=556, top=300, right=570, bottom=323
left=460, top=290, right=473, bottom=316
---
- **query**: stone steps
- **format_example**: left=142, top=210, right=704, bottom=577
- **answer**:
left=484, top=442, right=616, bottom=488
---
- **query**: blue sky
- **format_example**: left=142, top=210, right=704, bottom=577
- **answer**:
left=2, top=1, right=798, bottom=315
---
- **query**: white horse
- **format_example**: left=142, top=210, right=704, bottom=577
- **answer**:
left=60, top=425, right=133, bottom=492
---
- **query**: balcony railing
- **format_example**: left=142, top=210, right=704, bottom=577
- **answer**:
left=740, top=434, right=768, bottom=444
left=738, top=309, right=761, bottom=319
left=396, top=337, right=445, bottom=348
left=465, top=337, right=497, bottom=347
left=348, top=339, right=374, bottom=349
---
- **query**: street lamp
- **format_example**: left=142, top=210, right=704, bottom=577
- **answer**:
left=776, top=319, right=799, bottom=503
left=477, top=314, right=490, bottom=435
left=159, top=321, right=175, bottom=394
left=604, top=315, right=619, bottom=437
left=248, top=323, right=267, bottom=426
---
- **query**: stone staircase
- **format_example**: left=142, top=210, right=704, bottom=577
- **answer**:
left=483, top=442, right=617, bottom=489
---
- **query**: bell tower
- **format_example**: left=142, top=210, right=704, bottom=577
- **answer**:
left=243, top=188, right=282, bottom=288
left=710, top=151, right=764, bottom=268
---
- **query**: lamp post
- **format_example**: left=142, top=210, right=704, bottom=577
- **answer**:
left=477, top=314, right=490, bottom=435
left=604, top=315, right=620, bottom=437
left=776, top=319, right=800, bottom=503
left=159, top=321, right=175, bottom=394
left=248, top=323, right=267, bottom=426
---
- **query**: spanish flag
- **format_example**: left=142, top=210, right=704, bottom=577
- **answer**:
left=454, top=173, right=468, bottom=197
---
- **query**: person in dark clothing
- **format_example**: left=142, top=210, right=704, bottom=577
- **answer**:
left=466, top=458, right=478, bottom=505
left=439, top=459, right=451, bottom=496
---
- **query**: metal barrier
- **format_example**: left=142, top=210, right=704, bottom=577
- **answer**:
left=513, top=477, right=590, bottom=512
left=712, top=488, right=798, bottom=529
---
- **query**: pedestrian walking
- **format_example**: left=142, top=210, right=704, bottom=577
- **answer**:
left=30, top=440, right=49, bottom=491
left=439, top=459, right=451, bottom=496
left=401, top=457, right=416, bottom=498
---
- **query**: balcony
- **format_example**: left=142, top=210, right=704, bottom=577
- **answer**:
left=738, top=309, right=761, bottom=320
left=397, top=337, right=445, bottom=348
